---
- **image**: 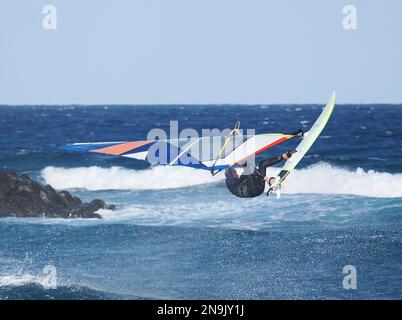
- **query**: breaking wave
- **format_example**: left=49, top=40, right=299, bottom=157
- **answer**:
left=41, top=165, right=223, bottom=191
left=41, top=163, right=402, bottom=198
left=0, top=274, right=47, bottom=288
left=0, top=275, right=135, bottom=299
left=272, top=162, right=402, bottom=198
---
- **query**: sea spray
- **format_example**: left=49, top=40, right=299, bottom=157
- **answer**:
left=42, top=163, right=402, bottom=198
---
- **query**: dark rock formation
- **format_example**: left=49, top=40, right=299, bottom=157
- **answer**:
left=0, top=171, right=115, bottom=219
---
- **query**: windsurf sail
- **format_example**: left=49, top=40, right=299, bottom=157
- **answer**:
left=62, top=131, right=298, bottom=172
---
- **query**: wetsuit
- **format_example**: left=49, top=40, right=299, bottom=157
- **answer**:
left=225, top=155, right=284, bottom=198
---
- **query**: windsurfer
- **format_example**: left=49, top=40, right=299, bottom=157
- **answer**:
left=224, top=130, right=303, bottom=198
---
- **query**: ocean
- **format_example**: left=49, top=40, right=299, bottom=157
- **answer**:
left=0, top=104, right=401, bottom=299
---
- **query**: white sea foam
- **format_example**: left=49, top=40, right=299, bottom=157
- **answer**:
left=41, top=163, right=402, bottom=198
left=41, top=165, right=223, bottom=191
left=267, top=162, right=402, bottom=198
left=0, top=274, right=47, bottom=287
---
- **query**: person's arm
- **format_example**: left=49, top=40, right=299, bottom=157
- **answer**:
left=286, top=129, right=304, bottom=137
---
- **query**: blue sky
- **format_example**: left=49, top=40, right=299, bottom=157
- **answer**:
left=1, top=0, right=401, bottom=104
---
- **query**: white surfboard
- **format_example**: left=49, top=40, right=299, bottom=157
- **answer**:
left=268, top=91, right=336, bottom=198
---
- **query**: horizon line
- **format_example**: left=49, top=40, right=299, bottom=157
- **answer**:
left=1, top=102, right=402, bottom=107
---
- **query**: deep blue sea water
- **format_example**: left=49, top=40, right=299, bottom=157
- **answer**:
left=0, top=104, right=402, bottom=299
